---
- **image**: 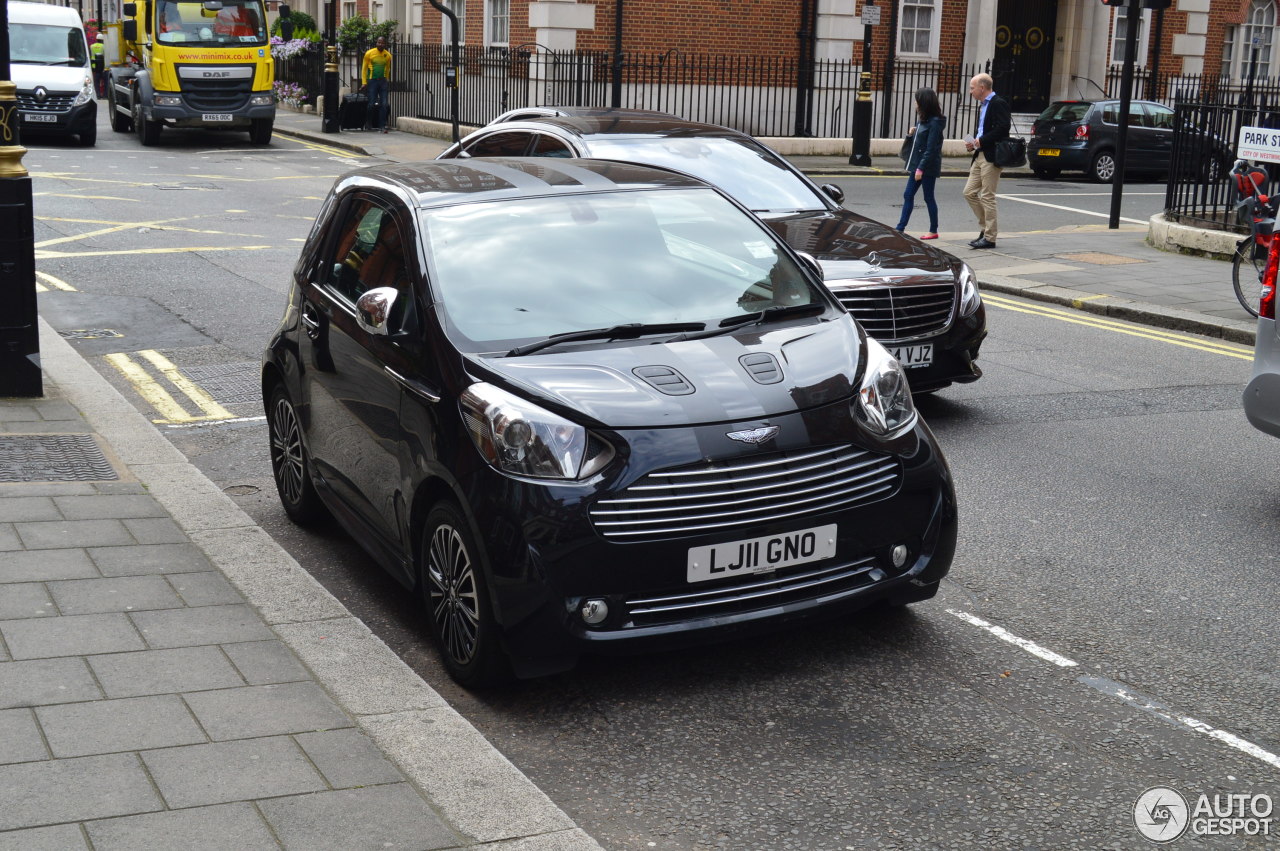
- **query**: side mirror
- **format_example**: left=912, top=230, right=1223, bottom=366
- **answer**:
left=795, top=251, right=823, bottom=279
left=280, top=5, right=294, bottom=40
left=202, top=1, right=224, bottom=10
left=356, top=287, right=399, bottom=336
left=122, top=2, right=137, bottom=15
left=820, top=184, right=845, bottom=205
left=122, top=20, right=138, bottom=41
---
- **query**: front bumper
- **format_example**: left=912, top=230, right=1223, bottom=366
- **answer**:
left=150, top=94, right=274, bottom=128
left=19, top=100, right=96, bottom=137
left=1244, top=315, right=1280, bottom=438
left=455, top=410, right=957, bottom=678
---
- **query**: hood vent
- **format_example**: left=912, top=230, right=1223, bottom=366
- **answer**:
left=739, top=353, right=783, bottom=385
left=633, top=365, right=695, bottom=396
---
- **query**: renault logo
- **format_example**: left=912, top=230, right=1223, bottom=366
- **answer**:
left=726, top=426, right=779, bottom=444
left=33, top=86, right=48, bottom=103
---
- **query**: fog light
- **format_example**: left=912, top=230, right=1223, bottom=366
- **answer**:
left=155, top=95, right=182, bottom=106
left=581, top=598, right=609, bottom=625
left=250, top=94, right=274, bottom=106
left=891, top=545, right=909, bottom=568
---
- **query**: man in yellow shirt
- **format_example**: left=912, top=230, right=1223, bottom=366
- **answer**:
left=361, top=37, right=392, bottom=133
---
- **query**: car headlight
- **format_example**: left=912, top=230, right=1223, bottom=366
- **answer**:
left=250, top=93, right=273, bottom=106
left=460, top=382, right=613, bottom=480
left=154, top=95, right=183, bottom=106
left=73, top=77, right=94, bottom=105
left=853, top=338, right=917, bottom=438
left=958, top=263, right=982, bottom=316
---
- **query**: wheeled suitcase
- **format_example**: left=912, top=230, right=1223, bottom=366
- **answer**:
left=340, top=93, right=368, bottom=130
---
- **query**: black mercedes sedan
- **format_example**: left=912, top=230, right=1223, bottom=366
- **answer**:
left=263, top=158, right=957, bottom=686
left=438, top=111, right=987, bottom=393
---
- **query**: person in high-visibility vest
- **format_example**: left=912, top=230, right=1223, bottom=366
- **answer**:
left=361, top=37, right=392, bottom=133
left=90, top=34, right=106, bottom=98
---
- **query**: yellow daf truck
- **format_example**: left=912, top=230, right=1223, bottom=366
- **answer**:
left=106, top=0, right=280, bottom=144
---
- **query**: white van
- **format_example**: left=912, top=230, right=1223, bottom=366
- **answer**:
left=9, top=0, right=97, bottom=146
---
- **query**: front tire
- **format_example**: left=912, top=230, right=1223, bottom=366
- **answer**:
left=249, top=118, right=273, bottom=145
left=1090, top=149, right=1116, bottom=183
left=1232, top=238, right=1266, bottom=318
left=136, top=105, right=161, bottom=146
left=419, top=502, right=509, bottom=688
left=267, top=384, right=326, bottom=524
left=108, top=85, right=132, bottom=132
left=79, top=123, right=96, bottom=147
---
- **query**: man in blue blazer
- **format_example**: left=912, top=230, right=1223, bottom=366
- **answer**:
left=963, top=73, right=1011, bottom=250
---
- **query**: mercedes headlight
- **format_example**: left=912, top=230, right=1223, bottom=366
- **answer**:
left=958, top=262, right=983, bottom=316
left=853, top=338, right=917, bottom=437
left=461, top=382, right=613, bottom=480
left=73, top=77, right=94, bottom=105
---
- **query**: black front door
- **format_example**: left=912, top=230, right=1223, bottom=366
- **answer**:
left=993, top=0, right=1057, bottom=114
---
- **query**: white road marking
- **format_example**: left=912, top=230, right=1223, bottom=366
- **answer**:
left=994, top=192, right=1148, bottom=225
left=946, top=609, right=1079, bottom=667
left=1001, top=191, right=1165, bottom=197
left=1081, top=676, right=1280, bottom=772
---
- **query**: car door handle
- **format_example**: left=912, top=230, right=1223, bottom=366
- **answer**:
left=385, top=366, right=441, bottom=404
left=301, top=303, right=322, bottom=340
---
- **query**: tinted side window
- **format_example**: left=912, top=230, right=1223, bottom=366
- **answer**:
left=529, top=134, right=574, bottom=157
left=1146, top=104, right=1175, bottom=130
left=464, top=132, right=530, bottom=157
left=325, top=199, right=410, bottom=305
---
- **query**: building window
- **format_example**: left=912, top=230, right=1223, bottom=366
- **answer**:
left=1223, top=0, right=1276, bottom=80
left=1109, top=8, right=1150, bottom=67
left=898, top=0, right=937, bottom=57
left=485, top=0, right=508, bottom=46
left=342, top=1, right=356, bottom=22
left=440, top=0, right=465, bottom=44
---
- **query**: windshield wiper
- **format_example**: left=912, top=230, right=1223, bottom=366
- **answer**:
left=37, top=59, right=78, bottom=65
left=664, top=302, right=826, bottom=343
left=507, top=322, right=706, bottom=357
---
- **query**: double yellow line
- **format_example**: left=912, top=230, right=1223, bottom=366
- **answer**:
left=983, top=294, right=1255, bottom=361
left=35, top=271, right=77, bottom=293
left=105, top=350, right=234, bottom=424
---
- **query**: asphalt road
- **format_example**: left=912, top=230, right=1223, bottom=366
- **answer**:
left=24, top=115, right=1280, bottom=849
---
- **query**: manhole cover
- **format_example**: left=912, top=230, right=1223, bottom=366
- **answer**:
left=0, top=434, right=118, bottom=483
left=1056, top=252, right=1146, bottom=266
left=58, top=329, right=123, bottom=339
left=223, top=484, right=261, bottom=495
left=179, top=362, right=262, bottom=405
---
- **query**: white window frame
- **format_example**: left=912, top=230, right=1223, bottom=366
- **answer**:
left=440, top=0, right=465, bottom=45
left=342, top=0, right=356, bottom=22
left=1109, top=7, right=1150, bottom=67
left=484, top=0, right=508, bottom=47
left=1223, top=0, right=1277, bottom=80
left=896, top=0, right=939, bottom=59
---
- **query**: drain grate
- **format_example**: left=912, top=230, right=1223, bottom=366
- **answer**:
left=0, top=434, right=119, bottom=483
left=58, top=329, right=123, bottom=339
left=178, top=362, right=262, bottom=405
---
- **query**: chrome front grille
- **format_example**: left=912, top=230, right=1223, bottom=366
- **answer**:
left=17, top=91, right=75, bottom=113
left=836, top=283, right=955, bottom=342
left=590, top=445, right=901, bottom=542
left=624, top=556, right=879, bottom=627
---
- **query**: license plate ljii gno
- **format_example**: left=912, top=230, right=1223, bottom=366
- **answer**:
left=687, top=524, right=837, bottom=583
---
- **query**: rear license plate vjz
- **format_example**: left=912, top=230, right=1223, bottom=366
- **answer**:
left=687, top=524, right=837, bottom=583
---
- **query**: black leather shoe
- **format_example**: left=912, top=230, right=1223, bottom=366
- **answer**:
left=967, top=234, right=985, bottom=246
left=970, top=238, right=997, bottom=249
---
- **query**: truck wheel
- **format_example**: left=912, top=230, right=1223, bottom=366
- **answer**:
left=136, top=106, right=161, bottom=146
left=249, top=118, right=273, bottom=145
left=79, top=123, right=97, bottom=147
left=108, top=86, right=132, bottom=132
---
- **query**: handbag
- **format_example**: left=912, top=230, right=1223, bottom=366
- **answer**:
left=899, top=131, right=914, bottom=163
left=993, top=136, right=1027, bottom=168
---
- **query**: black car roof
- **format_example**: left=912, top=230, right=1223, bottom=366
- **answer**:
left=350, top=158, right=709, bottom=208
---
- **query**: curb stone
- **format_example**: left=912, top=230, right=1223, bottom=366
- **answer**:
left=35, top=319, right=603, bottom=851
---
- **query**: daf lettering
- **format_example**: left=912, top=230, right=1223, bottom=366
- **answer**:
left=202, top=70, right=232, bottom=78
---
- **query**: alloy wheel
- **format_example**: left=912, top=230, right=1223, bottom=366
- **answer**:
left=427, top=524, right=481, bottom=666
left=270, top=395, right=306, bottom=506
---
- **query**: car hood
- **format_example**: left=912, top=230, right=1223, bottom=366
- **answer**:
left=471, top=318, right=863, bottom=428
left=762, top=210, right=958, bottom=284
left=11, top=63, right=92, bottom=92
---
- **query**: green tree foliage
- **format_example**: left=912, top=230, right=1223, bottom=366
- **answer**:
left=270, top=9, right=318, bottom=36
left=336, top=15, right=399, bottom=51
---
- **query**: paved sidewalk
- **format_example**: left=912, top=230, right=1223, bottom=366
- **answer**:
left=0, top=323, right=600, bottom=850
left=272, top=110, right=1258, bottom=345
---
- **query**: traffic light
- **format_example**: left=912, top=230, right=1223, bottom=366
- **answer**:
left=1142, top=0, right=1172, bottom=7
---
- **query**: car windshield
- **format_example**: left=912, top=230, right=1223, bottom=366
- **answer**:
left=1038, top=102, right=1090, bottom=122
left=11, top=23, right=89, bottom=66
left=583, top=137, right=825, bottom=213
left=421, top=188, right=825, bottom=350
left=155, top=0, right=268, bottom=45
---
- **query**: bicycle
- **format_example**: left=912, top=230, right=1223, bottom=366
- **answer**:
left=1231, top=159, right=1278, bottom=318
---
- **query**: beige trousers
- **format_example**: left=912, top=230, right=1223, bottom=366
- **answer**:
left=963, top=156, right=1002, bottom=241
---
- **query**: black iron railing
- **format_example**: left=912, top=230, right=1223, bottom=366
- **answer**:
left=1164, top=100, right=1277, bottom=231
